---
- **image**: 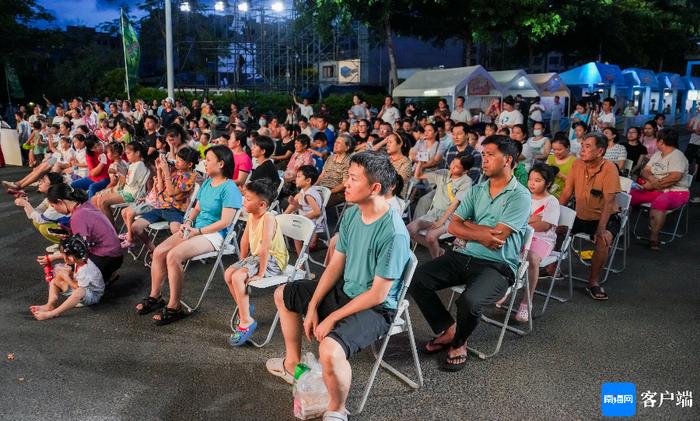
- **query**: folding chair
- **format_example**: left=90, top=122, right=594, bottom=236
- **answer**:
left=354, top=252, right=422, bottom=414
left=534, top=206, right=576, bottom=315
left=619, top=176, right=633, bottom=193
left=570, top=192, right=632, bottom=284
left=446, top=226, right=535, bottom=360
left=268, top=180, right=285, bottom=214
left=231, top=214, right=315, bottom=347
left=308, top=186, right=333, bottom=267
left=110, top=203, right=130, bottom=233
left=180, top=208, right=243, bottom=313
left=632, top=173, right=693, bottom=244
left=621, top=159, right=633, bottom=177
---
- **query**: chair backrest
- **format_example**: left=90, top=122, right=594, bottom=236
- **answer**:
left=619, top=176, right=633, bottom=193
left=515, top=226, right=535, bottom=283
left=184, top=182, right=201, bottom=216
left=623, top=159, right=633, bottom=172
left=682, top=173, right=693, bottom=188
left=195, top=160, right=206, bottom=175
left=395, top=252, right=419, bottom=309
left=558, top=205, right=577, bottom=229
left=221, top=208, right=243, bottom=244
left=276, top=213, right=315, bottom=245
left=316, top=185, right=332, bottom=207
left=615, top=192, right=632, bottom=230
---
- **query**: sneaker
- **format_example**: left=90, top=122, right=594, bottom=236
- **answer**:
left=690, top=196, right=700, bottom=204
left=266, top=357, right=294, bottom=385
left=2, top=181, right=17, bottom=189
left=45, top=244, right=59, bottom=253
left=514, top=303, right=529, bottom=323
left=29, top=181, right=40, bottom=188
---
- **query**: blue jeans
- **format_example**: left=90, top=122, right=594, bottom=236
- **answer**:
left=71, top=177, right=110, bottom=199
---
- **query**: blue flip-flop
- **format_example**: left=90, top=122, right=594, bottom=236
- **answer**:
left=232, top=303, right=254, bottom=330
left=228, top=320, right=258, bottom=347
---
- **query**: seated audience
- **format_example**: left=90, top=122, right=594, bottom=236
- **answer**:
left=316, top=134, right=353, bottom=207
left=546, top=135, right=576, bottom=198
left=602, top=127, right=627, bottom=171
left=630, top=129, right=689, bottom=250
left=409, top=135, right=530, bottom=371
left=285, top=165, right=325, bottom=253
left=559, top=133, right=621, bottom=300
left=249, top=136, right=281, bottom=187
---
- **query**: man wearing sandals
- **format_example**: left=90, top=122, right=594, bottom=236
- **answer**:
left=266, top=152, right=410, bottom=421
left=409, top=135, right=530, bottom=372
left=559, top=133, right=621, bottom=301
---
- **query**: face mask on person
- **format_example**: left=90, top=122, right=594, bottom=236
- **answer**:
left=259, top=119, right=267, bottom=127
left=533, top=129, right=543, bottom=136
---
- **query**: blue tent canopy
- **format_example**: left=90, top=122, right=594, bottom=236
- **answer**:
left=622, top=68, right=659, bottom=88
left=681, top=76, right=700, bottom=91
left=657, top=72, right=685, bottom=90
left=560, top=62, right=627, bottom=87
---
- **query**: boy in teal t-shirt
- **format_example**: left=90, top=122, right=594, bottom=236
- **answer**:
left=266, top=152, right=410, bottom=419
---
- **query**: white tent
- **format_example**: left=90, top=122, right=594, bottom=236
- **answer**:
left=529, top=73, right=570, bottom=98
left=490, top=70, right=541, bottom=97
left=392, top=65, right=502, bottom=109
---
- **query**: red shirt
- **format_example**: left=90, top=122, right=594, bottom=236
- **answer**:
left=86, top=153, right=111, bottom=182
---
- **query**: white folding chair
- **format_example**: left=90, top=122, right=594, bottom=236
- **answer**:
left=632, top=173, right=692, bottom=244
left=534, top=206, right=576, bottom=315
left=446, top=226, right=535, bottom=359
left=622, top=159, right=633, bottom=176
left=354, top=252, right=422, bottom=415
left=570, top=192, right=632, bottom=284
left=180, top=208, right=243, bottom=312
left=308, top=186, right=332, bottom=267
left=619, top=176, right=633, bottom=193
left=232, top=214, right=315, bottom=348
left=268, top=179, right=285, bottom=214
left=110, top=202, right=131, bottom=233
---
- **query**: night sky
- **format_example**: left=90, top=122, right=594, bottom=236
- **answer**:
left=37, top=0, right=143, bottom=28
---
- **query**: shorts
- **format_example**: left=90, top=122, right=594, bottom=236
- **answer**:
left=202, top=232, right=225, bottom=250
left=118, top=190, right=135, bottom=202
left=630, top=189, right=689, bottom=211
left=228, top=255, right=284, bottom=278
left=572, top=214, right=621, bottom=238
left=65, top=287, right=103, bottom=306
left=283, top=280, right=394, bottom=359
left=529, top=236, right=555, bottom=260
left=140, top=208, right=185, bottom=224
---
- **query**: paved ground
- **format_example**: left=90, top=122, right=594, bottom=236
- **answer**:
left=0, top=164, right=698, bottom=421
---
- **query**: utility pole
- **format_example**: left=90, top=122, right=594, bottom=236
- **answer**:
left=165, top=0, right=175, bottom=98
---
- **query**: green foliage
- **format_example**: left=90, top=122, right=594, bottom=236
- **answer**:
left=95, top=68, right=128, bottom=99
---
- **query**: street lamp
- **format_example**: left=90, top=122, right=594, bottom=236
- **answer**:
left=634, top=90, right=640, bottom=96
left=271, top=1, right=284, bottom=12
left=238, top=2, right=249, bottom=12
left=180, top=1, right=191, bottom=12
left=214, top=1, right=225, bottom=12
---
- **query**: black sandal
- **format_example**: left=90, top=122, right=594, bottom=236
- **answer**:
left=421, top=337, right=451, bottom=355
left=136, top=296, right=166, bottom=315
left=153, top=306, right=188, bottom=326
left=442, top=353, right=468, bottom=372
left=587, top=285, right=609, bottom=301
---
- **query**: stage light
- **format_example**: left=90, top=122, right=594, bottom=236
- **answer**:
left=271, top=1, right=284, bottom=12
left=214, top=1, right=225, bottom=12
left=238, top=1, right=249, bottom=12
left=180, top=1, right=191, bottom=12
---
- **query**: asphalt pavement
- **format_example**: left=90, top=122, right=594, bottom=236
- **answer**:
left=0, top=164, right=698, bottom=421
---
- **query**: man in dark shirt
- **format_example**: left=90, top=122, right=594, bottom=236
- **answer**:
left=190, top=99, right=201, bottom=122
left=249, top=135, right=281, bottom=187
left=160, top=98, right=179, bottom=127
left=142, top=115, right=162, bottom=156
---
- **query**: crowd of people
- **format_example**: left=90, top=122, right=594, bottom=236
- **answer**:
left=2, top=92, right=698, bottom=421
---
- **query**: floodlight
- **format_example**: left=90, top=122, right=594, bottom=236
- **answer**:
left=238, top=1, right=249, bottom=12
left=180, top=1, right=191, bottom=12
left=271, top=1, right=284, bottom=12
left=214, top=1, right=225, bottom=12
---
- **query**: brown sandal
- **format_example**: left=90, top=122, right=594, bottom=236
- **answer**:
left=649, top=240, right=660, bottom=251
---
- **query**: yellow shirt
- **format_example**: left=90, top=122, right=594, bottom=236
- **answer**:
left=249, top=212, right=289, bottom=269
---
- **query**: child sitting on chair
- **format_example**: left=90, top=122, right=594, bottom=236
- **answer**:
left=284, top=165, right=324, bottom=254
left=31, top=234, right=105, bottom=320
left=225, top=179, right=289, bottom=346
left=407, top=155, right=473, bottom=258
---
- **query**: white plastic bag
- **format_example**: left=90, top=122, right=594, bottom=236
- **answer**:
left=293, top=352, right=329, bottom=420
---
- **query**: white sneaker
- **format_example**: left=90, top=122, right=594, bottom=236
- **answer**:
left=29, top=181, right=40, bottom=188
left=689, top=196, right=700, bottom=204
left=45, top=244, right=59, bottom=253
left=266, top=357, right=294, bottom=385
left=2, top=180, right=17, bottom=189
left=323, top=411, right=349, bottom=421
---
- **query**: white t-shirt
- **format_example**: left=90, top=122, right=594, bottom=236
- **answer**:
left=122, top=161, right=150, bottom=197
left=497, top=110, right=524, bottom=127
left=570, top=139, right=582, bottom=157
left=298, top=103, right=314, bottom=120
left=56, top=147, right=75, bottom=165
left=531, top=194, right=560, bottom=244
left=381, top=106, right=401, bottom=125
left=689, top=117, right=700, bottom=146
left=75, top=259, right=105, bottom=296
left=549, top=103, right=564, bottom=120
left=52, top=115, right=66, bottom=126
left=73, top=147, right=88, bottom=177
left=529, top=103, right=544, bottom=122
left=450, top=108, right=472, bottom=123
left=597, top=111, right=616, bottom=128
left=646, top=149, right=689, bottom=192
